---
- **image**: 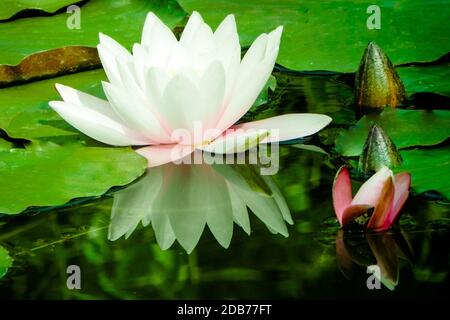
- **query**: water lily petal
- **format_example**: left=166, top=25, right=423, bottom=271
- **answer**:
left=165, top=42, right=194, bottom=75
left=144, top=67, right=173, bottom=136
left=151, top=203, right=177, bottom=250
left=386, top=172, right=411, bottom=227
left=351, top=166, right=392, bottom=207
left=332, top=166, right=353, bottom=224
left=186, top=22, right=215, bottom=57
left=262, top=175, right=293, bottom=224
left=161, top=74, right=204, bottom=139
left=366, top=234, right=399, bottom=290
left=49, top=101, right=149, bottom=146
left=152, top=164, right=208, bottom=254
left=206, top=179, right=234, bottom=249
left=217, top=34, right=280, bottom=131
left=200, top=128, right=269, bottom=154
left=341, top=204, right=373, bottom=226
left=180, top=11, right=204, bottom=45
left=97, top=44, right=121, bottom=86
left=99, top=32, right=131, bottom=59
left=102, top=81, right=164, bottom=143
left=97, top=33, right=132, bottom=86
left=108, top=168, right=163, bottom=241
left=199, top=60, right=226, bottom=128
left=367, top=176, right=395, bottom=230
left=236, top=186, right=289, bottom=237
left=132, top=43, right=149, bottom=89
left=136, top=144, right=194, bottom=167
left=142, top=12, right=177, bottom=69
left=233, top=114, right=332, bottom=143
left=55, top=83, right=116, bottom=120
left=228, top=185, right=251, bottom=235
left=214, top=15, right=240, bottom=100
left=214, top=14, right=237, bottom=44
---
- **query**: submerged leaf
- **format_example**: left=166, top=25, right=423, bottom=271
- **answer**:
left=0, top=46, right=100, bottom=87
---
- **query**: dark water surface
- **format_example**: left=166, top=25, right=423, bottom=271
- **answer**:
left=0, top=72, right=448, bottom=299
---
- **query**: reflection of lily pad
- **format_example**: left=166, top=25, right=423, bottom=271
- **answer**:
left=178, top=0, right=450, bottom=71
left=0, top=0, right=186, bottom=65
left=396, top=147, right=450, bottom=199
left=0, top=69, right=106, bottom=141
left=335, top=108, right=450, bottom=156
left=397, top=62, right=450, bottom=97
left=0, top=246, right=12, bottom=279
left=0, top=0, right=77, bottom=20
left=0, top=142, right=147, bottom=214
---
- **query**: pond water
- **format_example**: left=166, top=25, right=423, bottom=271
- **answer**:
left=0, top=71, right=448, bottom=299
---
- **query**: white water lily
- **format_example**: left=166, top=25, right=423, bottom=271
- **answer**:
left=49, top=11, right=332, bottom=167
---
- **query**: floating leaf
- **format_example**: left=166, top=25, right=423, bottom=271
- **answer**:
left=0, top=246, right=12, bottom=279
left=397, top=62, right=450, bottom=97
left=396, top=147, right=450, bottom=199
left=335, top=108, right=450, bottom=156
left=0, top=46, right=100, bottom=87
left=0, top=69, right=106, bottom=141
left=0, top=141, right=147, bottom=214
left=0, top=0, right=78, bottom=21
left=178, top=0, right=450, bottom=72
left=0, top=0, right=186, bottom=65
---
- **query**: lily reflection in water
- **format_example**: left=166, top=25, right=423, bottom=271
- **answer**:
left=108, top=151, right=292, bottom=253
left=336, top=229, right=414, bottom=290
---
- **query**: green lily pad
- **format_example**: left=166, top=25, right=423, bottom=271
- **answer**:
left=397, top=62, right=450, bottom=97
left=0, top=69, right=106, bottom=141
left=335, top=108, right=450, bottom=156
left=0, top=246, right=12, bottom=279
left=0, top=141, right=147, bottom=214
left=0, top=0, right=186, bottom=65
left=0, top=0, right=77, bottom=21
left=397, top=147, right=450, bottom=199
left=178, top=0, right=450, bottom=72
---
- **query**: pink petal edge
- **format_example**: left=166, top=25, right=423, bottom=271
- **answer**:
left=136, top=144, right=194, bottom=168
left=385, top=172, right=411, bottom=227
left=332, top=166, right=353, bottom=225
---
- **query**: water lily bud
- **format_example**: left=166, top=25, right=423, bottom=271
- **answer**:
left=358, top=123, right=402, bottom=174
left=355, top=42, right=406, bottom=112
